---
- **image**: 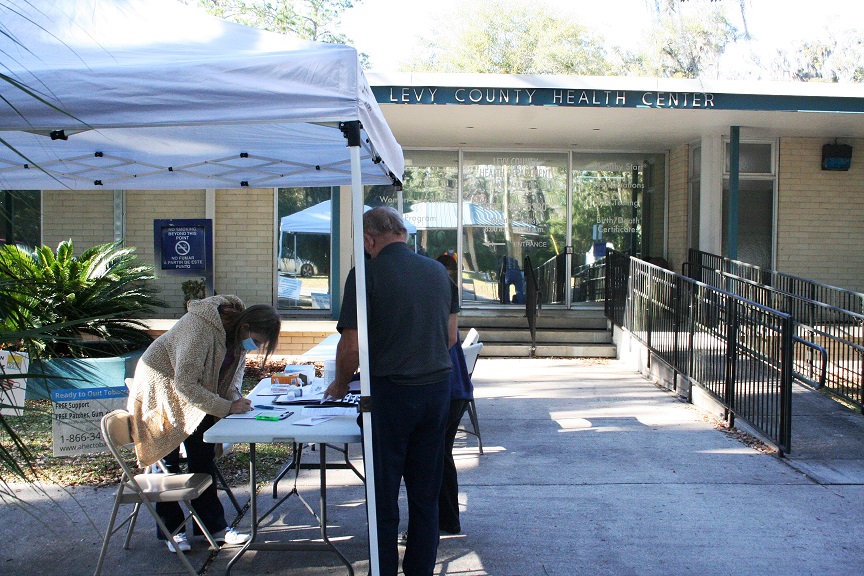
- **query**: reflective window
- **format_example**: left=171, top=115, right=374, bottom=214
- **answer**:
left=1, top=190, right=41, bottom=248
left=725, top=142, right=773, bottom=174
left=276, top=187, right=332, bottom=311
left=462, top=152, right=567, bottom=306
left=401, top=150, right=460, bottom=277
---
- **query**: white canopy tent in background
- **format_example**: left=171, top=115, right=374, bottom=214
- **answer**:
left=404, top=201, right=541, bottom=234
left=0, top=1, right=392, bottom=572
left=278, top=200, right=417, bottom=265
left=280, top=200, right=418, bottom=235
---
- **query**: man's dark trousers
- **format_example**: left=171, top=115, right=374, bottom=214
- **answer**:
left=371, top=375, right=450, bottom=576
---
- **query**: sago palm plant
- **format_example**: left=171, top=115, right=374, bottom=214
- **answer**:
left=0, top=239, right=162, bottom=490
left=0, top=239, right=164, bottom=358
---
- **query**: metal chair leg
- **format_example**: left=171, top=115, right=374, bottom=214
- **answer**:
left=467, top=399, right=483, bottom=454
left=215, top=464, right=243, bottom=514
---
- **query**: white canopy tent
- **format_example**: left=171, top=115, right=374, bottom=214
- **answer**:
left=1, top=1, right=389, bottom=572
left=278, top=200, right=416, bottom=268
left=280, top=200, right=417, bottom=235
left=404, top=201, right=541, bottom=234
left=0, top=0, right=402, bottom=189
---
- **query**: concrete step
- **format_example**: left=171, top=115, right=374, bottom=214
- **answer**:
left=481, top=343, right=618, bottom=358
left=477, top=329, right=612, bottom=344
left=459, top=310, right=609, bottom=330
left=463, top=317, right=609, bottom=330
left=458, top=306, right=614, bottom=358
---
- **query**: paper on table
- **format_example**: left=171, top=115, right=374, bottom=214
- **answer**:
left=293, top=416, right=334, bottom=426
left=301, top=406, right=358, bottom=416
left=226, top=408, right=291, bottom=419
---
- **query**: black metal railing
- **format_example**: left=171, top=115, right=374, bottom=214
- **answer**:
left=524, top=256, right=541, bottom=357
left=607, top=250, right=794, bottom=454
left=573, top=257, right=607, bottom=303
left=536, top=253, right=565, bottom=305
left=686, top=250, right=864, bottom=411
left=687, top=249, right=864, bottom=316
left=534, top=253, right=607, bottom=305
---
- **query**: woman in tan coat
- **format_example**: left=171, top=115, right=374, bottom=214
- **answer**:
left=127, top=295, right=280, bottom=552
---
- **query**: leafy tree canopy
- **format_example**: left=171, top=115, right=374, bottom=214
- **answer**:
left=404, top=1, right=611, bottom=75
left=187, top=0, right=367, bottom=62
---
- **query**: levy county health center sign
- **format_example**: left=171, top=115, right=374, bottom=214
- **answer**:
left=373, top=85, right=864, bottom=113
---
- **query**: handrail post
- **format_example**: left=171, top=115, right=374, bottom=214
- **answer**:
left=724, top=296, right=739, bottom=426
left=780, top=314, right=794, bottom=453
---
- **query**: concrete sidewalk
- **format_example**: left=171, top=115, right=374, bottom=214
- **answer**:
left=3, top=358, right=864, bottom=576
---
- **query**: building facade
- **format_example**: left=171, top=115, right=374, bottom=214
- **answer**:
left=6, top=74, right=864, bottom=351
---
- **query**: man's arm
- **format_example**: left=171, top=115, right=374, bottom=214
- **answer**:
left=323, top=328, right=359, bottom=399
left=448, top=313, right=459, bottom=348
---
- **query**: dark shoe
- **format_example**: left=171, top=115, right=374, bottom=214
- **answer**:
left=439, top=524, right=461, bottom=535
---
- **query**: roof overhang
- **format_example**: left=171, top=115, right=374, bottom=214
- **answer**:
left=369, top=73, right=864, bottom=151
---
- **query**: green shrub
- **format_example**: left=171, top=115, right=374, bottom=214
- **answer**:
left=0, top=239, right=164, bottom=358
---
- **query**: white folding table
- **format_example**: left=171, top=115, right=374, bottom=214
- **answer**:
left=300, top=333, right=341, bottom=361
left=203, top=378, right=362, bottom=575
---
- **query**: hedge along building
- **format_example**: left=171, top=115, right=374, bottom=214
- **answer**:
left=7, top=68, right=864, bottom=352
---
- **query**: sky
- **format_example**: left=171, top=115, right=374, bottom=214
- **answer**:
left=339, top=0, right=864, bottom=73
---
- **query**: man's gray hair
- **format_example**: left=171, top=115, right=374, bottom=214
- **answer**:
left=363, top=206, right=408, bottom=237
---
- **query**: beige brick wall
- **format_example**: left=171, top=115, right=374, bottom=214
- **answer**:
left=777, top=137, right=864, bottom=291
left=274, top=331, right=337, bottom=356
left=666, top=144, right=689, bottom=272
left=143, top=324, right=336, bottom=357
left=126, top=189, right=206, bottom=317
left=42, top=190, right=115, bottom=250
left=214, top=188, right=275, bottom=308
left=40, top=188, right=278, bottom=318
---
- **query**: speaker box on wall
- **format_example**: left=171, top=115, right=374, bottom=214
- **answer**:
left=822, top=143, right=853, bottom=171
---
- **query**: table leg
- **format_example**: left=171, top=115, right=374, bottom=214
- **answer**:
left=220, top=442, right=355, bottom=576
left=318, top=444, right=355, bottom=576
left=225, top=443, right=257, bottom=575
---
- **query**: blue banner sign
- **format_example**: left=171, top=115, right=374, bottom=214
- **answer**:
left=50, top=386, right=128, bottom=402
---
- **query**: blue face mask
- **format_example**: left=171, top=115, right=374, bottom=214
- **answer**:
left=241, top=337, right=259, bottom=351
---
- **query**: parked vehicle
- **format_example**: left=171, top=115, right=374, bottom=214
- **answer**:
left=280, top=257, right=317, bottom=277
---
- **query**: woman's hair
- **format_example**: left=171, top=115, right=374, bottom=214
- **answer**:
left=363, top=206, right=407, bottom=237
left=222, top=303, right=281, bottom=361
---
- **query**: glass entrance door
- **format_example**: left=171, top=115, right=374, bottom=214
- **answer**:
left=460, top=152, right=568, bottom=307
left=570, top=153, right=665, bottom=304
left=399, top=150, right=666, bottom=309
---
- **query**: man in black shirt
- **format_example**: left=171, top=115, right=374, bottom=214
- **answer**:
left=325, top=207, right=459, bottom=576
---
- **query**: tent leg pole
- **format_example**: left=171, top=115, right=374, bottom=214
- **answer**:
left=347, top=135, right=380, bottom=576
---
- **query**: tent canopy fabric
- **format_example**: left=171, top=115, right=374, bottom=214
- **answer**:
left=280, top=200, right=417, bottom=234
left=404, top=202, right=540, bottom=235
left=0, top=0, right=403, bottom=190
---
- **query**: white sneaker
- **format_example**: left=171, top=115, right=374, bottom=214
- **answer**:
left=166, top=532, right=191, bottom=553
left=214, top=528, right=250, bottom=546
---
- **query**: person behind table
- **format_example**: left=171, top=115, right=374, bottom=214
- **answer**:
left=436, top=249, right=458, bottom=284
left=499, top=254, right=525, bottom=304
left=439, top=342, right=473, bottom=535
left=325, top=206, right=459, bottom=576
left=127, top=295, right=281, bottom=553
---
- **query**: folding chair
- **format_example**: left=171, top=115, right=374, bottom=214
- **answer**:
left=462, top=327, right=480, bottom=347
left=94, top=409, right=219, bottom=576
left=459, top=341, right=484, bottom=454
